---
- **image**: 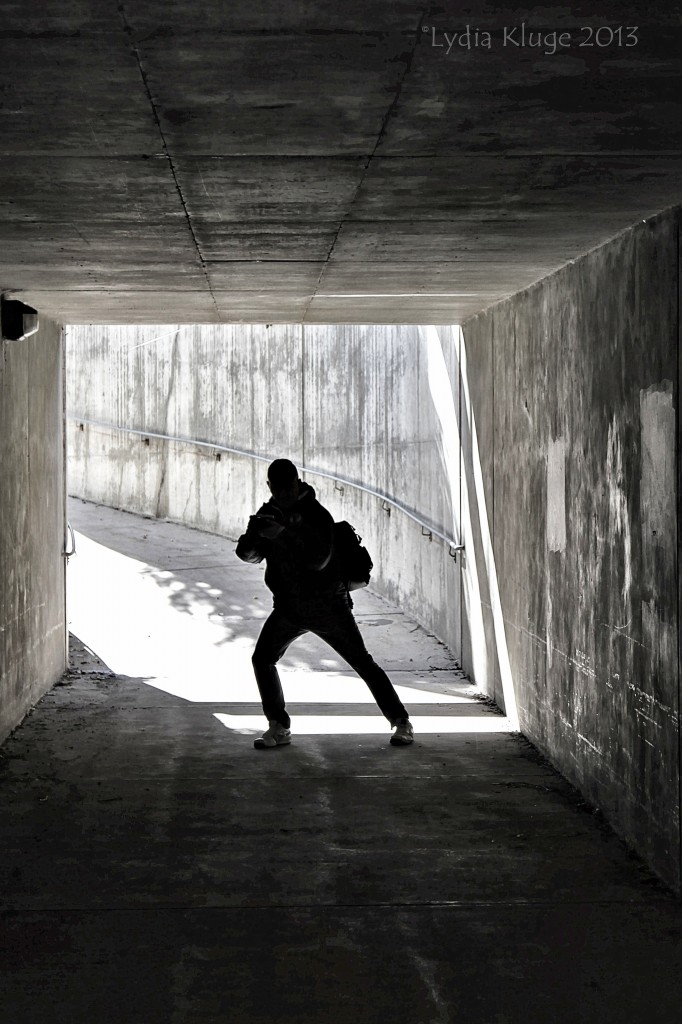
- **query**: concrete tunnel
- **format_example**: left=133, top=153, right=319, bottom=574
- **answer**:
left=1, top=2, right=682, bottom=1019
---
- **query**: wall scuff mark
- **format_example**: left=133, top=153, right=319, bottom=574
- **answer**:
left=547, top=436, right=567, bottom=554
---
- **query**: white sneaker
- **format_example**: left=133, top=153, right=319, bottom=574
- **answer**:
left=390, top=718, right=414, bottom=746
left=254, top=721, right=292, bottom=749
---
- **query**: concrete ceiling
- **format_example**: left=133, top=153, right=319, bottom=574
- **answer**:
left=1, top=1, right=681, bottom=325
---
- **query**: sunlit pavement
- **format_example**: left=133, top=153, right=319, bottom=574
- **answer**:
left=0, top=500, right=680, bottom=1024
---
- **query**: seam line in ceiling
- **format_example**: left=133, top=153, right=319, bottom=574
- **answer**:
left=301, top=9, right=428, bottom=321
left=117, top=1, right=221, bottom=320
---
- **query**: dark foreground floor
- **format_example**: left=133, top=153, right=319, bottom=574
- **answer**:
left=1, top=501, right=680, bottom=1024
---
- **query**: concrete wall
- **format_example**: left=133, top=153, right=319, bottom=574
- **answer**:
left=303, top=325, right=462, bottom=655
left=66, top=323, right=463, bottom=660
left=0, top=313, right=67, bottom=742
left=66, top=323, right=304, bottom=544
left=462, top=209, right=681, bottom=892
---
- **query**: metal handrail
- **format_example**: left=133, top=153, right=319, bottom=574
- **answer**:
left=68, top=416, right=465, bottom=556
left=64, top=521, right=76, bottom=560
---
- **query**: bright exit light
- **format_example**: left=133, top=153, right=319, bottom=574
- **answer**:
left=68, top=532, right=256, bottom=697
left=215, top=713, right=517, bottom=736
left=423, top=326, right=520, bottom=732
left=319, top=293, right=476, bottom=298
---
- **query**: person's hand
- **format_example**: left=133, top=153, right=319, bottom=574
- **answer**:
left=259, top=520, right=284, bottom=540
left=252, top=515, right=284, bottom=540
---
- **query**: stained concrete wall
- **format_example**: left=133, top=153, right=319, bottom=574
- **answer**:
left=304, top=325, right=462, bottom=654
left=462, top=209, right=681, bottom=891
left=66, top=324, right=304, bottom=544
left=0, top=313, right=66, bottom=742
left=66, top=323, right=463, bottom=661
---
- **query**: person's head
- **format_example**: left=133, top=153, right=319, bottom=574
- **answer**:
left=267, top=458, right=300, bottom=508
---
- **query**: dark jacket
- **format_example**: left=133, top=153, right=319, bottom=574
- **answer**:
left=236, top=482, right=346, bottom=609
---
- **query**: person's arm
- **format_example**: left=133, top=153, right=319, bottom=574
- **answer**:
left=235, top=512, right=281, bottom=564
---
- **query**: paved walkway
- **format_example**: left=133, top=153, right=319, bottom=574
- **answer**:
left=1, top=500, right=680, bottom=1023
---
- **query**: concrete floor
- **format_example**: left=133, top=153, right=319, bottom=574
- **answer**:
left=1, top=501, right=680, bottom=1023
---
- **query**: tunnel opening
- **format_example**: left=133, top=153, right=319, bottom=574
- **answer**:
left=64, top=320, right=519, bottom=739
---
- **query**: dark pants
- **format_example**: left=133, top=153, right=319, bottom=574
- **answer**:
left=252, top=598, right=408, bottom=729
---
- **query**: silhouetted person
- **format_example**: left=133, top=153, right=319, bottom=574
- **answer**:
left=236, top=458, right=414, bottom=749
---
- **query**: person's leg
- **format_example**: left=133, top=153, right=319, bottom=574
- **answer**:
left=310, top=604, right=409, bottom=724
left=252, top=609, right=306, bottom=729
